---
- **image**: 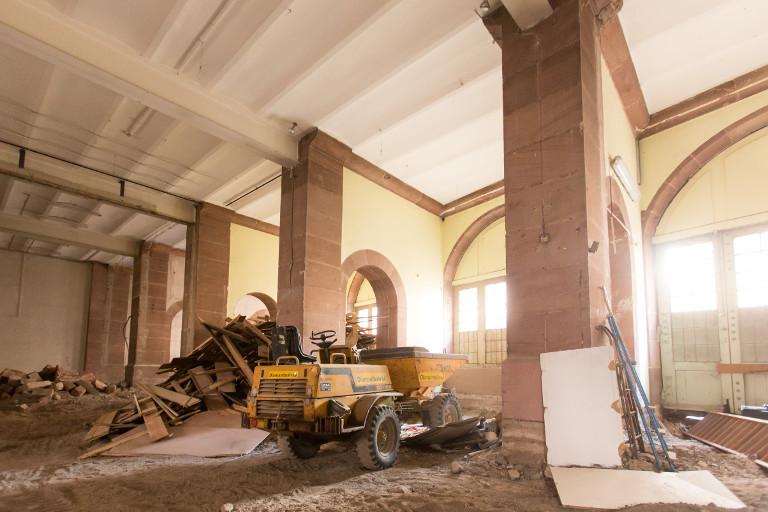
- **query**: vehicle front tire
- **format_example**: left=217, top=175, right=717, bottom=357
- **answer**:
left=278, top=433, right=321, bottom=459
left=355, top=404, right=400, bottom=470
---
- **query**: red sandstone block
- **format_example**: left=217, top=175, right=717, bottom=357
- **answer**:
left=504, top=103, right=542, bottom=152
left=501, top=358, right=544, bottom=422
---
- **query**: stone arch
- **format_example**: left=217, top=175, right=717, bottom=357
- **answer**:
left=443, top=204, right=506, bottom=351
left=641, top=105, right=768, bottom=404
left=606, top=176, right=635, bottom=358
left=342, top=250, right=406, bottom=349
left=346, top=271, right=366, bottom=313
left=246, top=292, right=277, bottom=319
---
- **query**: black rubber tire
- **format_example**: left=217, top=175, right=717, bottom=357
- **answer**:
left=422, top=393, right=462, bottom=428
left=355, top=404, right=400, bottom=470
left=277, top=434, right=321, bottom=459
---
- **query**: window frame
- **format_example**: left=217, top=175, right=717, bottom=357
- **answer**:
left=452, top=276, right=507, bottom=366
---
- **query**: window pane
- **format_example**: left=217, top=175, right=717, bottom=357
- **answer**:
left=734, top=231, right=768, bottom=308
left=370, top=306, right=378, bottom=334
left=458, top=288, right=478, bottom=332
left=666, top=242, right=717, bottom=313
left=358, top=308, right=369, bottom=330
left=485, top=282, right=507, bottom=330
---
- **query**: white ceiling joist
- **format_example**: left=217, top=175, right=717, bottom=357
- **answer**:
left=501, top=0, right=553, bottom=29
left=0, top=0, right=298, bottom=166
left=0, top=210, right=139, bottom=257
left=0, top=145, right=196, bottom=224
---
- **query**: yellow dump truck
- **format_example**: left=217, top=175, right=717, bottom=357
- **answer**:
left=246, top=342, right=466, bottom=470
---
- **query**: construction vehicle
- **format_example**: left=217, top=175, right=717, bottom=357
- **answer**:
left=245, top=327, right=466, bottom=469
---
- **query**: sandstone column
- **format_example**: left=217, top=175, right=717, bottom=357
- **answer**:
left=277, top=130, right=348, bottom=350
left=492, top=0, right=612, bottom=463
left=181, top=203, right=233, bottom=353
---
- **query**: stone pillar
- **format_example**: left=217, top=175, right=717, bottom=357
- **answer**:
left=181, top=203, right=233, bottom=353
left=277, top=130, right=348, bottom=350
left=494, top=0, right=611, bottom=464
left=84, top=263, right=132, bottom=383
left=126, top=243, right=178, bottom=384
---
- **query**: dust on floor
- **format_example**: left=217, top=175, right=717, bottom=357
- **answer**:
left=0, top=396, right=766, bottom=512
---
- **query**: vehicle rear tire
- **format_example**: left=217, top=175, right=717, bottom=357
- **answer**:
left=278, top=433, right=321, bottom=459
left=355, top=404, right=400, bottom=470
left=422, top=393, right=462, bottom=428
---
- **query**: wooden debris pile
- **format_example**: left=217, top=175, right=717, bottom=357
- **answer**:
left=81, top=316, right=273, bottom=459
left=0, top=365, right=118, bottom=404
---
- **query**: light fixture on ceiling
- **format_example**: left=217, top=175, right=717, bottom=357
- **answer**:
left=289, top=122, right=298, bottom=135
left=477, top=0, right=491, bottom=16
left=610, top=156, right=639, bottom=202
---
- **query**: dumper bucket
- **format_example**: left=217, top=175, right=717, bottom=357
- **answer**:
left=359, top=347, right=467, bottom=396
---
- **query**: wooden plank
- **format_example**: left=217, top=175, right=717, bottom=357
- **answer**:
left=189, top=366, right=228, bottom=411
left=138, top=383, right=178, bottom=418
left=214, top=361, right=236, bottom=393
left=221, top=334, right=254, bottom=386
left=145, top=383, right=201, bottom=408
left=141, top=403, right=170, bottom=442
left=717, top=363, right=768, bottom=374
left=244, top=323, right=272, bottom=347
left=83, top=410, right=117, bottom=443
left=79, top=426, right=148, bottom=459
left=170, top=380, right=186, bottom=394
left=200, top=376, right=237, bottom=394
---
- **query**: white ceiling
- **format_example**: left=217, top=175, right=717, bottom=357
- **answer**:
left=621, top=0, right=768, bottom=113
left=0, top=0, right=765, bottom=263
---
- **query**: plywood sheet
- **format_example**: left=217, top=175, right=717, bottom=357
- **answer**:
left=551, top=467, right=745, bottom=509
left=106, top=411, right=268, bottom=457
left=540, top=346, right=624, bottom=467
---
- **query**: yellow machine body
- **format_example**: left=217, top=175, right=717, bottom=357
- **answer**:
left=247, top=362, right=399, bottom=435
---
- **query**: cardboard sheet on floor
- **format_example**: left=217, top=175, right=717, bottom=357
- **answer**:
left=551, top=467, right=746, bottom=509
left=541, top=345, right=624, bottom=467
left=105, top=410, right=269, bottom=457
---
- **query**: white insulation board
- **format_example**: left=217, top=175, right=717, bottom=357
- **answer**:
left=541, top=345, right=624, bottom=467
left=551, top=467, right=746, bottom=509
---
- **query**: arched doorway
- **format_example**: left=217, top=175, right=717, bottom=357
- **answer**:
left=167, top=301, right=183, bottom=359
left=233, top=292, right=278, bottom=320
left=342, top=250, right=406, bottom=349
left=642, top=105, right=768, bottom=404
left=607, top=177, right=635, bottom=359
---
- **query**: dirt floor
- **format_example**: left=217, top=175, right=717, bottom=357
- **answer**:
left=0, top=395, right=766, bottom=512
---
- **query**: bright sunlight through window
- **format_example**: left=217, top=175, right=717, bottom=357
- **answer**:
left=733, top=231, right=768, bottom=308
left=666, top=242, right=717, bottom=313
left=485, top=282, right=507, bottom=330
left=458, top=287, right=478, bottom=332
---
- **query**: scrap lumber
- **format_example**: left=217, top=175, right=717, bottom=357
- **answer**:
left=80, top=316, right=275, bottom=457
left=144, top=383, right=201, bottom=408
left=685, top=412, right=768, bottom=468
left=80, top=426, right=148, bottom=459
left=84, top=410, right=118, bottom=443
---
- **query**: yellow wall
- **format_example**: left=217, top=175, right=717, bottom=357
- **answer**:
left=441, top=195, right=504, bottom=266
left=655, top=127, right=768, bottom=241
left=342, top=168, right=444, bottom=351
left=453, top=217, right=505, bottom=285
left=640, top=89, right=768, bottom=212
left=600, top=55, right=648, bottom=381
left=227, top=223, right=279, bottom=315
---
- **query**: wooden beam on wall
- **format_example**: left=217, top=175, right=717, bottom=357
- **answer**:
left=440, top=180, right=504, bottom=218
left=641, top=65, right=768, bottom=139
left=230, top=212, right=279, bottom=237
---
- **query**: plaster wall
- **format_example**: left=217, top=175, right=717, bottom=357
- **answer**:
left=600, top=56, right=648, bottom=384
left=0, top=249, right=91, bottom=372
left=342, top=168, right=443, bottom=351
left=227, top=224, right=279, bottom=315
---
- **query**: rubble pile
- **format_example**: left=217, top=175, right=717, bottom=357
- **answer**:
left=80, top=315, right=273, bottom=458
left=0, top=364, right=118, bottom=404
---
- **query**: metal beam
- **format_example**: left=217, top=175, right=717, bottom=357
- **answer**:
left=0, top=211, right=139, bottom=256
left=0, top=0, right=298, bottom=166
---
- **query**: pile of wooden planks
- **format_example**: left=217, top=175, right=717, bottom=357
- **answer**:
left=0, top=365, right=117, bottom=404
left=81, top=316, right=274, bottom=459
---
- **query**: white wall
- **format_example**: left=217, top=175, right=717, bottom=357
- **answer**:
left=0, top=249, right=91, bottom=372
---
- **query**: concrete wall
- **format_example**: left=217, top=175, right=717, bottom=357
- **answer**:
left=227, top=224, right=279, bottom=316
left=342, top=168, right=444, bottom=351
left=0, top=249, right=91, bottom=372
